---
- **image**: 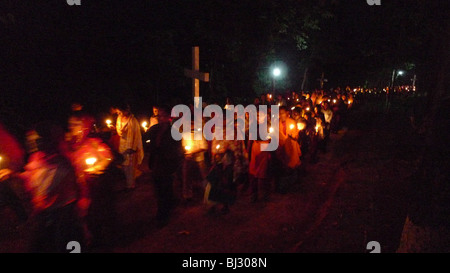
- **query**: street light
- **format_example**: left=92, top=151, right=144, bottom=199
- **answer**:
left=272, top=67, right=281, bottom=94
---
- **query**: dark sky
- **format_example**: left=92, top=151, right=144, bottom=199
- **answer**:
left=0, top=0, right=445, bottom=134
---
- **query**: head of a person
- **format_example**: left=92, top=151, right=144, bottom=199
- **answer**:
left=67, top=112, right=94, bottom=143
left=157, top=105, right=171, bottom=123
left=279, top=106, right=289, bottom=122
left=115, top=102, right=131, bottom=116
left=26, top=121, right=64, bottom=155
left=153, top=106, right=159, bottom=116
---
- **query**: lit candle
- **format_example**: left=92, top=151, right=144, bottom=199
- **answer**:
left=269, top=127, right=274, bottom=133
left=315, top=125, right=319, bottom=133
left=333, top=99, right=336, bottom=104
left=85, top=157, right=97, bottom=166
left=185, top=145, right=191, bottom=151
left=306, top=107, right=310, bottom=111
left=106, top=119, right=112, bottom=128
left=141, top=121, right=148, bottom=128
left=289, top=124, right=295, bottom=130
left=216, top=144, right=221, bottom=150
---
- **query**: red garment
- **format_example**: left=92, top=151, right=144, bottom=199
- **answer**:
left=0, top=123, right=25, bottom=171
left=248, top=140, right=271, bottom=179
left=20, top=152, right=79, bottom=213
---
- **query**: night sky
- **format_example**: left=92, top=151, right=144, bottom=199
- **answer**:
left=0, top=0, right=446, bottom=136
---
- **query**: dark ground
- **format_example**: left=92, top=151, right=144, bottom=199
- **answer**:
left=0, top=95, right=435, bottom=253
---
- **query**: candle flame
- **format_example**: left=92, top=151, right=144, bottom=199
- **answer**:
left=85, top=157, right=97, bottom=166
left=297, top=123, right=305, bottom=131
left=185, top=145, right=191, bottom=151
left=106, top=119, right=112, bottom=125
left=141, top=121, right=148, bottom=128
left=269, top=127, right=274, bottom=133
left=216, top=144, right=221, bottom=150
left=290, top=124, right=294, bottom=130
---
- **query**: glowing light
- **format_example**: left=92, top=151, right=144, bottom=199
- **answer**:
left=306, top=107, right=310, bottom=111
left=333, top=99, right=337, bottom=104
left=269, top=127, right=274, bottom=133
left=146, top=140, right=150, bottom=143
left=185, top=145, right=191, bottom=151
left=141, top=121, right=148, bottom=128
left=291, top=107, right=295, bottom=110
left=297, top=123, right=306, bottom=131
left=216, top=144, right=221, bottom=150
left=315, top=125, right=319, bottom=133
left=106, top=119, right=112, bottom=125
left=289, top=124, right=295, bottom=130
left=85, top=157, right=97, bottom=166
left=273, top=68, right=281, bottom=77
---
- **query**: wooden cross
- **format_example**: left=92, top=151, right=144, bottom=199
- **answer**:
left=317, top=72, right=328, bottom=89
left=184, top=46, right=210, bottom=100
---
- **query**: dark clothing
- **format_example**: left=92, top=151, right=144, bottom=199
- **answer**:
left=30, top=203, right=84, bottom=253
left=146, top=123, right=184, bottom=176
left=146, top=122, right=183, bottom=226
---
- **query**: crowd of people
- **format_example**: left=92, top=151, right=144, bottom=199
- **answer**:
left=0, top=87, right=355, bottom=252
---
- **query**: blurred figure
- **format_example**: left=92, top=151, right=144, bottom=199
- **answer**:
left=147, top=106, right=184, bottom=227
left=149, top=106, right=160, bottom=128
left=113, top=103, right=144, bottom=190
left=62, top=111, right=116, bottom=248
left=248, top=111, right=272, bottom=203
left=6, top=121, right=85, bottom=252
left=0, top=122, right=28, bottom=224
left=181, top=121, right=209, bottom=204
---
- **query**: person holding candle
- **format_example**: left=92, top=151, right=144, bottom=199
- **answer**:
left=113, top=103, right=144, bottom=191
left=13, top=121, right=85, bottom=252
left=0, top=122, right=29, bottom=225
left=62, top=111, right=116, bottom=247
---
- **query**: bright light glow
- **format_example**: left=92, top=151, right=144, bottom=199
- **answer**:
left=397, top=70, right=404, bottom=76
left=291, top=107, right=295, bottom=110
left=141, top=121, right=148, bottom=128
left=269, top=127, right=274, bottom=133
left=146, top=140, right=150, bottom=143
left=289, top=124, right=294, bottom=130
left=333, top=99, right=337, bottom=104
left=273, top=68, right=281, bottom=77
left=106, top=119, right=112, bottom=125
left=216, top=144, right=221, bottom=150
left=185, top=146, right=191, bottom=151
left=85, top=157, right=97, bottom=166
left=315, top=125, right=319, bottom=133
left=306, top=107, right=310, bottom=111
left=0, top=156, right=2, bottom=162
left=297, top=123, right=306, bottom=131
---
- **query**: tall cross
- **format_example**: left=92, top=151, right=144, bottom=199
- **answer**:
left=184, top=46, right=210, bottom=100
left=318, top=72, right=328, bottom=89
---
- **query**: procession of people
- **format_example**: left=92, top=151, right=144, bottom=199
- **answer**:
left=0, top=87, right=357, bottom=252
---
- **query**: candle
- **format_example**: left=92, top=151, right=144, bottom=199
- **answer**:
left=289, top=124, right=294, bottom=130
left=269, top=127, right=274, bottom=133
left=185, top=145, right=191, bottom=151
left=216, top=144, right=221, bottom=150
left=141, top=121, right=148, bottom=128
left=333, top=99, right=336, bottom=104
left=315, top=125, right=319, bottom=133
left=85, top=157, right=97, bottom=166
left=306, top=107, right=310, bottom=111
